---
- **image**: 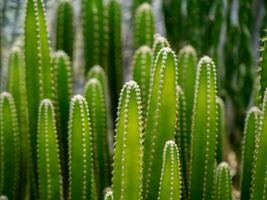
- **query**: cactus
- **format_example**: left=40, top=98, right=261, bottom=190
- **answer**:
left=214, top=162, right=232, bottom=200
left=133, top=3, right=154, bottom=49
left=6, top=46, right=31, bottom=199
left=188, top=56, right=218, bottom=200
left=37, top=99, right=63, bottom=200
left=55, top=0, right=74, bottom=60
left=104, top=191, right=113, bottom=200
left=152, top=34, right=170, bottom=60
left=0, top=92, right=20, bottom=199
left=132, top=46, right=152, bottom=111
left=84, top=78, right=110, bottom=197
left=112, top=81, right=143, bottom=200
left=240, top=107, right=261, bottom=200
left=67, top=95, right=97, bottom=200
left=143, top=47, right=178, bottom=200
left=157, top=140, right=181, bottom=200
left=133, top=0, right=151, bottom=11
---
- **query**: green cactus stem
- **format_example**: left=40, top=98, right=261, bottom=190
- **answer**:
left=188, top=56, right=218, bottom=200
left=104, top=191, right=113, bottom=200
left=0, top=92, right=20, bottom=199
left=152, top=34, right=170, bottom=60
left=37, top=99, right=63, bottom=200
left=68, top=95, right=97, bottom=200
left=240, top=107, right=261, bottom=200
left=84, top=78, right=110, bottom=197
left=133, top=3, right=154, bottom=49
left=143, top=47, right=178, bottom=200
left=55, top=0, right=74, bottom=60
left=112, top=81, right=143, bottom=200
left=157, top=140, right=181, bottom=200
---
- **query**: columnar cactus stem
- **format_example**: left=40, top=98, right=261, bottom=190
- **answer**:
left=133, top=3, right=154, bottom=49
left=37, top=99, right=63, bottom=200
left=84, top=78, right=110, bottom=197
left=112, top=81, right=143, bottom=200
left=188, top=56, right=218, bottom=200
left=152, top=34, right=170, bottom=60
left=104, top=191, right=113, bottom=200
left=157, top=140, right=181, bottom=200
left=132, top=46, right=152, bottom=111
left=55, top=0, right=74, bottom=60
left=143, top=47, right=178, bottom=200
left=240, top=107, right=261, bottom=200
left=250, top=88, right=267, bottom=200
left=0, top=92, right=20, bottom=199
left=68, top=95, right=97, bottom=200
left=214, top=162, right=232, bottom=200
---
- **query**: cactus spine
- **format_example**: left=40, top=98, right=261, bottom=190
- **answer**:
left=84, top=78, right=110, bottom=196
left=104, top=191, right=113, bottom=200
left=143, top=47, right=178, bottom=200
left=0, top=92, right=20, bottom=199
left=112, top=81, right=143, bottom=200
left=67, top=95, right=97, bottom=200
left=37, top=99, right=63, bottom=200
left=157, top=140, right=181, bottom=200
left=55, top=0, right=74, bottom=60
left=189, top=56, right=218, bottom=200
left=133, top=3, right=154, bottom=49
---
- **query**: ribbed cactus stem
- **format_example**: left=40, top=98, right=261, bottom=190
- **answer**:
left=214, top=162, right=232, bottom=200
left=133, top=3, right=154, bottom=49
left=189, top=56, right=218, bottom=200
left=152, top=34, right=170, bottom=60
left=112, top=81, right=143, bottom=200
left=132, top=45, right=152, bottom=111
left=55, top=0, right=74, bottom=60
left=37, top=99, right=63, bottom=200
left=0, top=92, right=20, bottom=199
left=240, top=107, right=261, bottom=200
left=104, top=191, right=113, bottom=200
left=84, top=78, right=110, bottom=197
left=143, top=47, right=178, bottom=200
left=157, top=140, right=181, bottom=200
left=68, top=95, right=97, bottom=200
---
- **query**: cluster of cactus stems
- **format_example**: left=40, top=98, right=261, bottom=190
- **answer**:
left=3, top=0, right=267, bottom=199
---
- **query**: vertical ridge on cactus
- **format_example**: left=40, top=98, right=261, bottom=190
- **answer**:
left=67, top=95, right=97, bottom=200
left=0, top=92, right=20, bottom=199
left=143, top=47, right=178, bottom=200
left=84, top=78, right=110, bottom=197
left=152, top=34, right=170, bottom=60
left=214, top=162, right=232, bottom=200
left=240, top=106, right=261, bottom=200
left=37, top=99, right=63, bottom=200
left=157, top=140, right=181, bottom=200
left=112, top=81, right=143, bottom=200
left=188, top=56, right=218, bottom=200
left=133, top=3, right=154, bottom=49
left=104, top=190, right=113, bottom=200
left=55, top=0, right=74, bottom=60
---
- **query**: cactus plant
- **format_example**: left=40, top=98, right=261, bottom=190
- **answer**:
left=0, top=92, right=20, bottom=199
left=55, top=0, right=74, bottom=60
left=104, top=191, right=113, bottom=200
left=37, top=99, right=63, bottom=200
left=132, top=45, right=152, bottom=111
left=157, top=140, right=181, bottom=200
left=152, top=34, right=170, bottom=60
left=112, top=81, right=143, bottom=200
left=133, top=3, right=154, bottom=49
left=188, top=56, right=218, bottom=200
left=68, top=95, right=97, bottom=200
left=143, top=47, right=178, bottom=200
left=84, top=78, right=110, bottom=197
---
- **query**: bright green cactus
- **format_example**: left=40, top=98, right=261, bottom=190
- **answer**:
left=37, top=99, right=63, bottom=200
left=214, top=162, right=232, bottom=200
left=0, top=92, right=20, bottom=199
left=112, top=81, right=143, bottom=200
left=55, top=0, right=74, bottom=60
left=104, top=191, right=113, bottom=200
left=143, top=47, right=178, bottom=200
left=84, top=78, right=110, bottom=197
left=133, top=3, right=154, bottom=49
left=240, top=107, right=261, bottom=200
left=152, top=34, right=170, bottom=60
left=188, top=56, right=218, bottom=200
left=68, top=95, right=97, bottom=200
left=157, top=140, right=181, bottom=200
left=132, top=45, right=152, bottom=111
left=6, top=46, right=31, bottom=199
